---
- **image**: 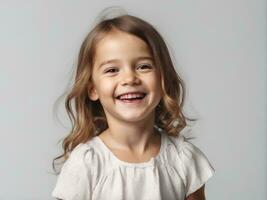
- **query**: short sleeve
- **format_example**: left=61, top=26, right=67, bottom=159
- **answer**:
left=52, top=144, right=96, bottom=200
left=178, top=134, right=215, bottom=197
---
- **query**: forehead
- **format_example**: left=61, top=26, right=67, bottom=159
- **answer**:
left=93, top=30, right=152, bottom=67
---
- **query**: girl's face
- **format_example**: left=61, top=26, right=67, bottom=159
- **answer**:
left=90, top=29, right=162, bottom=124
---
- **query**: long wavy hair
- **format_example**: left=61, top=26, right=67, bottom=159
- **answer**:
left=52, top=12, right=197, bottom=174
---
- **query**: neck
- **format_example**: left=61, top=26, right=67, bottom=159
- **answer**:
left=102, top=112, right=158, bottom=154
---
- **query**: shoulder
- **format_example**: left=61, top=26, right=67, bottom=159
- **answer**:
left=164, top=131, right=186, bottom=153
left=163, top=128, right=196, bottom=159
left=52, top=137, right=104, bottom=199
left=164, top=129, right=212, bottom=162
left=163, top=129, right=215, bottom=198
left=61, top=137, right=103, bottom=173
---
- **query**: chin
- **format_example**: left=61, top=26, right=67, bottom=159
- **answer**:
left=118, top=112, right=153, bottom=123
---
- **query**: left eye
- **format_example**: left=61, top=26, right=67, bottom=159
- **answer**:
left=138, top=64, right=151, bottom=69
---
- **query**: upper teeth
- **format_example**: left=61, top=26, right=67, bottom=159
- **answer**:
left=119, top=93, right=145, bottom=99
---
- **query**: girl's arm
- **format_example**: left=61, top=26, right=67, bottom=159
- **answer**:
left=185, top=185, right=206, bottom=200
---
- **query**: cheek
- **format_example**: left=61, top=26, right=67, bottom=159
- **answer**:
left=146, top=74, right=161, bottom=90
left=97, top=79, right=116, bottom=96
left=147, top=74, right=163, bottom=99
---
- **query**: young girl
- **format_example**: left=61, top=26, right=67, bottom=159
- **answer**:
left=52, top=9, right=215, bottom=200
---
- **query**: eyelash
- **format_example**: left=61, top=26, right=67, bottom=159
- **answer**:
left=104, top=64, right=152, bottom=74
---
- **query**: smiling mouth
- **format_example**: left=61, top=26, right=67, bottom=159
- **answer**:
left=116, top=93, right=147, bottom=104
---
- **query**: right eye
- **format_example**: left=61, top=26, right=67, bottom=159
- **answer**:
left=104, top=68, right=118, bottom=73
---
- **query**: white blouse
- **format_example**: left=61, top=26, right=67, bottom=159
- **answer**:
left=52, top=130, right=215, bottom=200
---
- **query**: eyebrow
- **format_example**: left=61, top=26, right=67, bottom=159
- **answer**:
left=98, top=56, right=153, bottom=69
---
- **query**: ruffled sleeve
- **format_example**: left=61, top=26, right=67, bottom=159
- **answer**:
left=52, top=144, right=98, bottom=200
left=173, top=134, right=215, bottom=197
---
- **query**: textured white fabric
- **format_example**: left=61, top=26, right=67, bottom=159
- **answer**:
left=52, top=131, right=215, bottom=200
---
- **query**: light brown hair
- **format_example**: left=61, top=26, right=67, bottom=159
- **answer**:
left=52, top=12, right=197, bottom=174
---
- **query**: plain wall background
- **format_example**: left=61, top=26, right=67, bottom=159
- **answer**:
left=0, top=0, right=266, bottom=199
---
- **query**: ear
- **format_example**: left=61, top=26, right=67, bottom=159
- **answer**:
left=88, top=86, right=99, bottom=101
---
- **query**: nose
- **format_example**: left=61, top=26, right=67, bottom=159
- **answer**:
left=120, top=69, right=141, bottom=86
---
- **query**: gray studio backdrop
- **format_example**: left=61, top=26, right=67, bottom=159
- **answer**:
left=0, top=1, right=266, bottom=199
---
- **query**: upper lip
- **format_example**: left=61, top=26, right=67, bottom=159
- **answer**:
left=116, top=91, right=147, bottom=98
